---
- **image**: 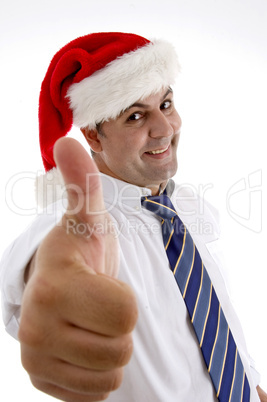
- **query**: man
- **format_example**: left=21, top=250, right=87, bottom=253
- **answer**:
left=1, top=32, right=266, bottom=401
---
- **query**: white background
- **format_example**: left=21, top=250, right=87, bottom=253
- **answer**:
left=0, top=0, right=266, bottom=400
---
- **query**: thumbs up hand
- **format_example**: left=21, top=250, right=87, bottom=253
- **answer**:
left=19, top=138, right=138, bottom=402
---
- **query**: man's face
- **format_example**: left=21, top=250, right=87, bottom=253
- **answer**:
left=88, top=87, right=182, bottom=194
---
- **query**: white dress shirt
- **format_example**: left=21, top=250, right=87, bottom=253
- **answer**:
left=0, top=174, right=260, bottom=401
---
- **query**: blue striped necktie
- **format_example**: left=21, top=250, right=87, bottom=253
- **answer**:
left=141, top=193, right=250, bottom=402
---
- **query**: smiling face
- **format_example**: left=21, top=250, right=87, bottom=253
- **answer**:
left=82, top=87, right=182, bottom=195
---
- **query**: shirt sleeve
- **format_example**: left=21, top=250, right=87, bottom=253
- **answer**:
left=249, top=355, right=261, bottom=388
left=0, top=200, right=65, bottom=339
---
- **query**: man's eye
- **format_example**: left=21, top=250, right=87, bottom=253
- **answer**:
left=127, top=112, right=142, bottom=121
left=160, top=100, right=172, bottom=110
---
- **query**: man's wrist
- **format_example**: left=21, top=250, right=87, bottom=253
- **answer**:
left=257, top=386, right=267, bottom=402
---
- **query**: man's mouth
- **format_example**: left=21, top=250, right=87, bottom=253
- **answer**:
left=146, top=145, right=169, bottom=155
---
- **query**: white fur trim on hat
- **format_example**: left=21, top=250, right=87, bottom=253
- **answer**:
left=35, top=168, right=66, bottom=208
left=67, top=39, right=180, bottom=129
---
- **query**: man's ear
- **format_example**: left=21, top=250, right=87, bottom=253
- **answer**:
left=81, top=127, right=103, bottom=152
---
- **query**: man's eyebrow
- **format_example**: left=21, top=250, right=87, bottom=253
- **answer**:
left=122, top=87, right=173, bottom=114
left=161, top=87, right=173, bottom=101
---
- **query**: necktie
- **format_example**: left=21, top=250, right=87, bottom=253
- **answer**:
left=141, top=193, right=250, bottom=402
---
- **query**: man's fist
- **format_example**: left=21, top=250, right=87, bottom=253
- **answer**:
left=18, top=138, right=138, bottom=401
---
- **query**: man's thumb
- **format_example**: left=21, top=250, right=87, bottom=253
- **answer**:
left=53, top=137, right=106, bottom=222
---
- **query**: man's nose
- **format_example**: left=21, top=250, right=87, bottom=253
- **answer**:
left=149, top=110, right=180, bottom=138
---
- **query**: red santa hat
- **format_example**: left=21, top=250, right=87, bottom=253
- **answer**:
left=39, top=32, right=180, bottom=173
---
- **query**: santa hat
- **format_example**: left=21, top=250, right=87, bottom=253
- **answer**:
left=37, top=32, right=180, bottom=206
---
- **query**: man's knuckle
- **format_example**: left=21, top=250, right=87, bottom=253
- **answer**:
left=18, top=312, right=46, bottom=348
left=115, top=334, right=134, bottom=366
left=107, top=368, right=124, bottom=392
left=117, top=290, right=138, bottom=333
left=20, top=352, right=40, bottom=377
left=30, top=276, right=58, bottom=308
left=70, top=369, right=122, bottom=394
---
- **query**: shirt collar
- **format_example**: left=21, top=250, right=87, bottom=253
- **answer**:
left=159, top=179, right=175, bottom=196
left=100, top=174, right=175, bottom=211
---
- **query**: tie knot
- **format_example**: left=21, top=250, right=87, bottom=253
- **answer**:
left=141, top=194, right=177, bottom=220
